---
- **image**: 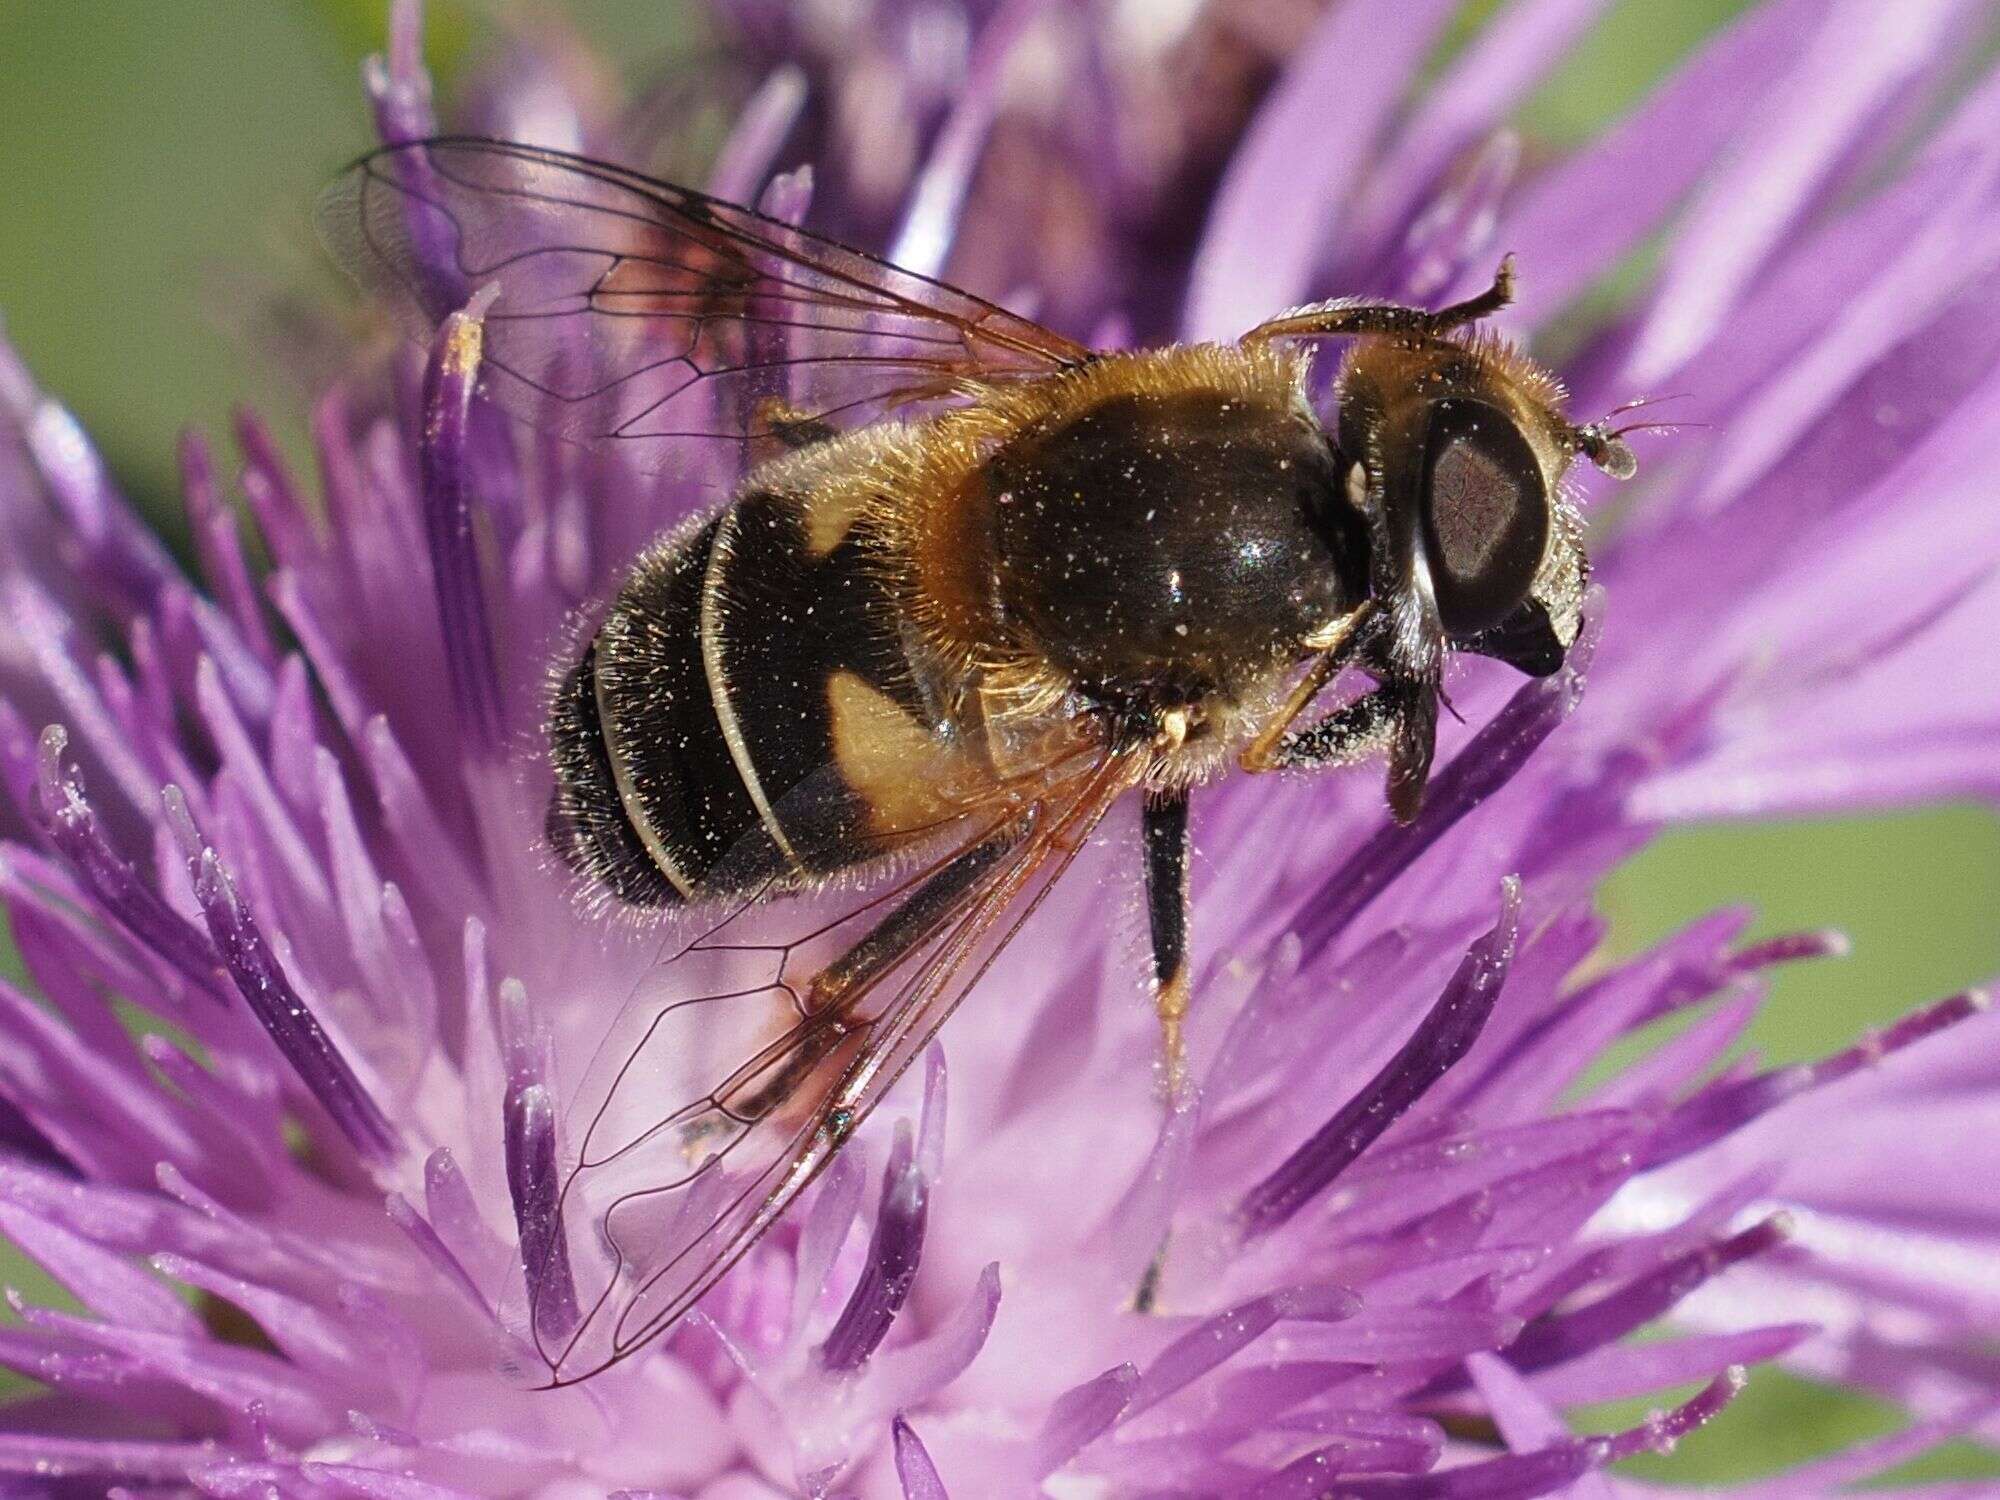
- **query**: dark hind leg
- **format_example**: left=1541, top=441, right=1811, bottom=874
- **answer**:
left=720, top=818, right=1033, bottom=1126
left=1128, top=785, right=1193, bottom=1313
left=1143, top=786, right=1193, bottom=1094
left=803, top=819, right=1030, bottom=1014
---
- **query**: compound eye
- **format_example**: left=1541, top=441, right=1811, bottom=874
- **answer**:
left=1419, top=398, right=1550, bottom=636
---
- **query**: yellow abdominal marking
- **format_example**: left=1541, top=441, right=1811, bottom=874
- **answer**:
left=803, top=482, right=869, bottom=558
left=826, top=670, right=959, bottom=838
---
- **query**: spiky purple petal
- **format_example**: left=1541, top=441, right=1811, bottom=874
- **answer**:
left=504, top=1081, right=578, bottom=1347
left=170, top=794, right=396, bottom=1164
left=418, top=293, right=507, bottom=750
left=822, top=1122, right=930, bottom=1372
left=1242, top=879, right=1521, bottom=1234
left=893, top=1414, right=949, bottom=1500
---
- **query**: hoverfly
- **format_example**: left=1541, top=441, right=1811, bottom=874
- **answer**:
left=320, top=137, right=1637, bottom=1387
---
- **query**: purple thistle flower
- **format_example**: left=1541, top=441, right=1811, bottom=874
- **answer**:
left=2, top=0, right=2000, bottom=1495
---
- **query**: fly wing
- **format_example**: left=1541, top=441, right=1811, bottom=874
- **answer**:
left=317, top=136, right=1090, bottom=468
left=523, top=741, right=1143, bottom=1387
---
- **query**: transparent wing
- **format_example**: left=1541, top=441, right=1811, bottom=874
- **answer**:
left=522, top=739, right=1143, bottom=1387
left=317, top=136, right=1091, bottom=466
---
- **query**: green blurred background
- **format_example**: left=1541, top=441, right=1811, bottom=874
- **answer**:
left=1, top=0, right=1996, bottom=1485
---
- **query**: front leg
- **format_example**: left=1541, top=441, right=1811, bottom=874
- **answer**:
left=1142, top=786, right=1193, bottom=1096
left=1251, top=686, right=1397, bottom=771
left=1243, top=256, right=1515, bottom=345
left=1240, top=681, right=1437, bottom=823
left=1240, top=602, right=1378, bottom=773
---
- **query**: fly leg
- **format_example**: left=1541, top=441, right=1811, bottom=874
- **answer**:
left=1239, top=680, right=1437, bottom=825
left=721, top=817, right=1032, bottom=1128
left=802, top=816, right=1029, bottom=1016
left=1143, top=786, right=1194, bottom=1096
left=1238, top=602, right=1437, bottom=819
left=1244, top=687, right=1398, bottom=772
left=1129, top=785, right=1193, bottom=1314
left=1243, top=256, right=1515, bottom=344
left=1240, top=603, right=1377, bottom=774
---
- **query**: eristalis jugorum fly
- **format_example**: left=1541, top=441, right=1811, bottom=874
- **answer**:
left=321, top=137, right=1642, bottom=1386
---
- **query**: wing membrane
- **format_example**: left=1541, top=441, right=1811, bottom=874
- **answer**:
left=525, top=743, right=1143, bottom=1386
left=318, top=137, right=1090, bottom=467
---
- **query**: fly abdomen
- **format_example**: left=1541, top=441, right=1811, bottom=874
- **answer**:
left=549, top=513, right=780, bottom=905
left=545, top=639, right=680, bottom=907
left=550, top=460, right=972, bottom=908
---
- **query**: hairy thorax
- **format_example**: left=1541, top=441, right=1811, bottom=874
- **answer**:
left=866, top=344, right=1369, bottom=757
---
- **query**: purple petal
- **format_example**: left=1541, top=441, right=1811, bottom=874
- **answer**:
left=917, top=1044, right=948, bottom=1184
left=1286, top=1295, right=1522, bottom=1366
left=151, top=1251, right=378, bottom=1390
left=1497, top=0, right=1829, bottom=329
left=366, top=0, right=440, bottom=149
left=889, top=0, right=1050, bottom=279
left=1242, top=880, right=1521, bottom=1235
left=233, top=407, right=318, bottom=577
left=193, top=656, right=330, bottom=911
left=0, top=1434, right=227, bottom=1484
left=175, top=802, right=397, bottom=1164
left=1530, top=1323, right=1813, bottom=1407
left=1032, top=1363, right=1138, bottom=1476
left=32, top=727, right=226, bottom=1004
left=1277, top=1370, right=1739, bottom=1497
left=758, top=164, right=815, bottom=226
left=1, top=360, right=181, bottom=614
left=1385, top=131, right=1519, bottom=304
left=0, top=1202, right=202, bottom=1339
left=1505, top=1218, right=1790, bottom=1375
left=179, top=430, right=275, bottom=662
left=892, top=1415, right=949, bottom=1500
left=360, top=21, right=469, bottom=315
left=1624, top=0, right=1976, bottom=380
left=300, top=1463, right=480, bottom=1500
left=1125, top=1286, right=1353, bottom=1422
left=822, top=1122, right=929, bottom=1371
left=1643, top=989, right=1990, bottom=1167
left=790, top=1146, right=866, bottom=1346
left=417, top=292, right=505, bottom=749
left=1184, top=0, right=1460, bottom=339
left=1346, top=0, right=1617, bottom=277
left=505, top=1081, right=579, bottom=1346
left=6, top=580, right=162, bottom=814
left=15, top=1303, right=342, bottom=1439
left=706, top=66, right=807, bottom=205
left=384, top=1192, right=492, bottom=1321
left=866, top=1262, right=1000, bottom=1416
